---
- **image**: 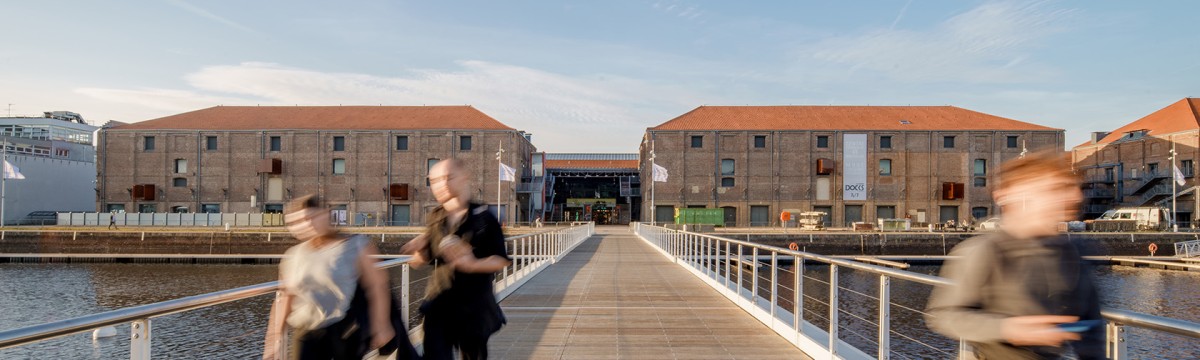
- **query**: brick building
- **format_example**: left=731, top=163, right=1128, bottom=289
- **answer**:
left=97, top=106, right=536, bottom=226
left=1072, top=98, right=1200, bottom=225
left=640, top=105, right=1064, bottom=228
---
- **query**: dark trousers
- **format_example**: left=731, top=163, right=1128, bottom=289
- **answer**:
left=292, top=314, right=363, bottom=360
left=421, top=314, right=490, bottom=360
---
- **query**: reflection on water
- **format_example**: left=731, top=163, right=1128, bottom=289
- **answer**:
left=1, top=263, right=1197, bottom=358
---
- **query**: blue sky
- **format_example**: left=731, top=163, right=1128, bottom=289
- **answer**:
left=2, top=1, right=1197, bottom=152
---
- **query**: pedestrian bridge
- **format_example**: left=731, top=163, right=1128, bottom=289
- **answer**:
left=1, top=224, right=1198, bottom=359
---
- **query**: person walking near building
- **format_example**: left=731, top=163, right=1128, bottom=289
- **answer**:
left=107, top=211, right=118, bottom=230
left=401, top=158, right=511, bottom=360
left=925, top=151, right=1103, bottom=359
left=263, top=195, right=395, bottom=360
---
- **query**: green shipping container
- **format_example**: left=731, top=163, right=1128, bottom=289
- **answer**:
left=674, top=208, right=724, bottom=226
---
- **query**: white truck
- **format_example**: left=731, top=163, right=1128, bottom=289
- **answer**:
left=1090, top=207, right=1173, bottom=232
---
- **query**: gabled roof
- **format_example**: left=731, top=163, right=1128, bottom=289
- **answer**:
left=111, top=106, right=515, bottom=131
left=1078, top=98, right=1200, bottom=148
left=650, top=105, right=1059, bottom=131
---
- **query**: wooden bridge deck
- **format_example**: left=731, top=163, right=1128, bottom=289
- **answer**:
left=491, top=226, right=810, bottom=359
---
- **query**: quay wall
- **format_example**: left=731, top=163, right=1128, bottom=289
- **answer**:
left=717, top=232, right=1200, bottom=256
left=0, top=230, right=420, bottom=255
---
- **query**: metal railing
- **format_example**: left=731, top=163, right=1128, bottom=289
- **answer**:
left=1175, top=240, right=1200, bottom=258
left=0, top=222, right=595, bottom=358
left=632, top=223, right=1200, bottom=360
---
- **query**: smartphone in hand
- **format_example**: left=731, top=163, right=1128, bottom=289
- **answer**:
left=1056, top=319, right=1103, bottom=332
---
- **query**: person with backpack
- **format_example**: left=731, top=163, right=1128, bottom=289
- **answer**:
left=926, top=151, right=1103, bottom=359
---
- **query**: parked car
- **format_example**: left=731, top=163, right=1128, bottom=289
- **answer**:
left=976, top=217, right=1002, bottom=231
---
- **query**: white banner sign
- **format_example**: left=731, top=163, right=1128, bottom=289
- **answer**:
left=843, top=134, right=867, bottom=200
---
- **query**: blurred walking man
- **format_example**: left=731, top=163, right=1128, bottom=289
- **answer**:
left=402, top=158, right=511, bottom=360
left=926, top=151, right=1103, bottom=359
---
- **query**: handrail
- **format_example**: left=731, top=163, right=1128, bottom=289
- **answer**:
left=0, top=257, right=406, bottom=349
left=0, top=222, right=597, bottom=357
left=1101, top=309, right=1200, bottom=338
left=632, top=222, right=1200, bottom=360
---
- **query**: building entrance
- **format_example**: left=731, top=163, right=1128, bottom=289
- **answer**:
left=542, top=154, right=640, bottom=225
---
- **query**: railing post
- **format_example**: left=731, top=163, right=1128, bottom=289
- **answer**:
left=794, top=257, right=803, bottom=335
left=402, top=263, right=410, bottom=329
left=770, top=251, right=778, bottom=319
left=752, top=247, right=760, bottom=302
left=1107, top=322, right=1128, bottom=360
left=130, top=318, right=151, bottom=360
left=878, top=275, right=890, bottom=360
left=737, top=244, right=744, bottom=297
left=724, top=241, right=731, bottom=289
left=829, top=264, right=839, bottom=357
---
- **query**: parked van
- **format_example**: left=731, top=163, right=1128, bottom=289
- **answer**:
left=1090, top=207, right=1172, bottom=232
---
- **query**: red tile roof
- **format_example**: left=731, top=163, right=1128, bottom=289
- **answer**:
left=651, top=105, right=1059, bottom=131
left=545, top=159, right=638, bottom=169
left=1076, top=98, right=1200, bottom=148
left=111, top=106, right=515, bottom=131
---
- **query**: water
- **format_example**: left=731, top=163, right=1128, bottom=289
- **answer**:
left=1, top=263, right=1197, bottom=359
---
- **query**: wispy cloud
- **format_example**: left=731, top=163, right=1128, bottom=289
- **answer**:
left=75, top=61, right=719, bottom=152
left=166, top=0, right=258, bottom=34
left=653, top=1, right=704, bottom=20
left=801, top=0, right=1076, bottom=83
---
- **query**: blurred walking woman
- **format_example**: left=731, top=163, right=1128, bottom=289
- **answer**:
left=263, top=195, right=394, bottom=360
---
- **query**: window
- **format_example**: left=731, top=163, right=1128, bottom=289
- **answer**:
left=396, top=136, right=409, bottom=151
left=877, top=206, right=896, bottom=220
left=943, top=136, right=955, bottom=148
left=880, top=136, right=892, bottom=149
left=816, top=158, right=834, bottom=175
left=174, top=159, right=187, bottom=173
left=460, top=136, right=472, bottom=151
left=753, top=135, right=766, bottom=148
left=691, top=135, right=703, bottom=148
left=171, top=206, right=189, bottom=214
left=879, top=159, right=892, bottom=176
left=269, top=136, right=281, bottom=152
left=1148, top=163, right=1159, bottom=176
left=138, top=204, right=157, bottom=213
left=206, top=136, right=217, bottom=150
left=173, top=177, right=187, bottom=187
left=106, top=204, right=126, bottom=213
left=427, top=158, right=440, bottom=186
left=721, top=177, right=735, bottom=187
left=974, top=177, right=987, bottom=187
left=264, top=204, right=284, bottom=213
left=332, top=158, right=346, bottom=175
left=721, top=159, right=735, bottom=175
left=201, top=204, right=220, bottom=214
left=333, top=136, right=345, bottom=151
left=143, top=136, right=155, bottom=151
left=1183, top=160, right=1194, bottom=177
left=1007, top=136, right=1019, bottom=148
left=974, top=159, right=987, bottom=176
left=816, top=135, right=829, bottom=148
left=972, top=207, right=989, bottom=221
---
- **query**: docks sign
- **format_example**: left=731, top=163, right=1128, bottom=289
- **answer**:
left=843, top=134, right=867, bottom=200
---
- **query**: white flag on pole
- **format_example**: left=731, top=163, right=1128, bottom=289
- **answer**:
left=652, top=163, right=668, bottom=182
left=2, top=160, right=24, bottom=179
left=499, top=162, right=516, bottom=182
left=1174, top=163, right=1186, bottom=186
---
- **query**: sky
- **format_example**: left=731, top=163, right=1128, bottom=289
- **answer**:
left=2, top=1, right=1197, bottom=152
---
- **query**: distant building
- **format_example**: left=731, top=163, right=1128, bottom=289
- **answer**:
left=540, top=153, right=640, bottom=224
left=641, top=105, right=1064, bottom=227
left=1072, top=98, right=1200, bottom=225
left=1, top=111, right=99, bottom=224
left=97, top=106, right=536, bottom=226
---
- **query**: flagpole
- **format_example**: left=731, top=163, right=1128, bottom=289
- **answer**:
left=1172, top=142, right=1178, bottom=232
left=497, top=142, right=503, bottom=226
left=1, top=137, right=6, bottom=228
left=650, top=138, right=656, bottom=226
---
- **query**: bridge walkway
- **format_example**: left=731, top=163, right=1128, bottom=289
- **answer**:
left=491, top=226, right=810, bottom=359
